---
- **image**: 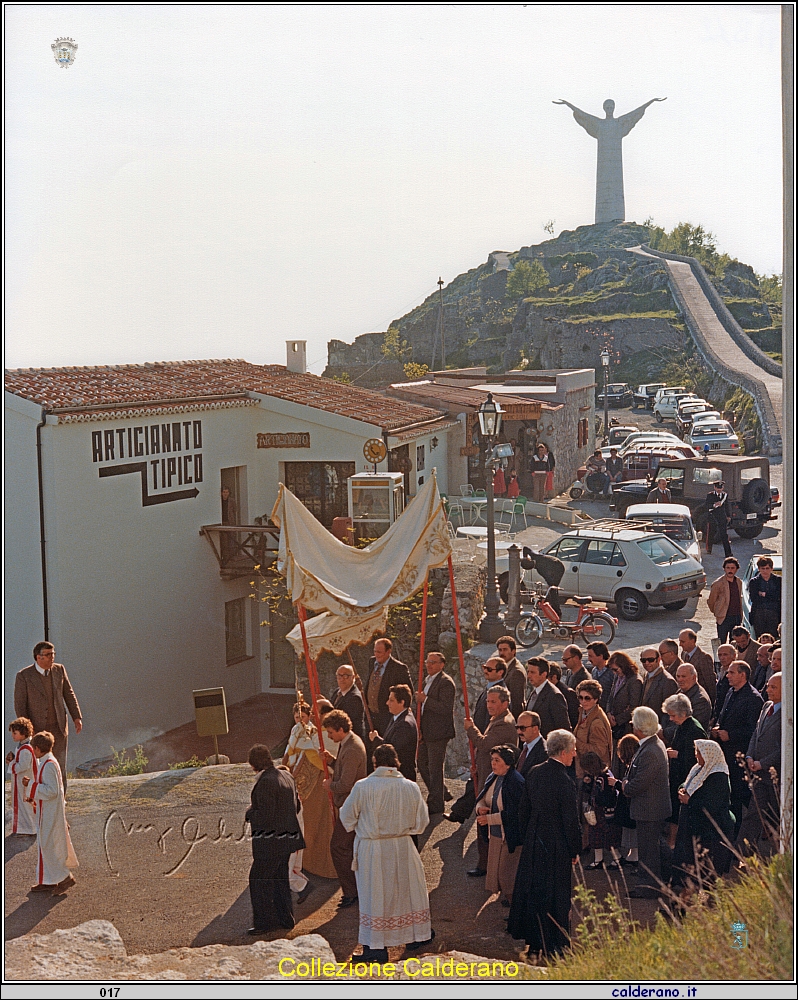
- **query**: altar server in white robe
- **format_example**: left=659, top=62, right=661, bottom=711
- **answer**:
left=7, top=717, right=37, bottom=835
left=27, top=731, right=78, bottom=891
left=339, top=743, right=433, bottom=962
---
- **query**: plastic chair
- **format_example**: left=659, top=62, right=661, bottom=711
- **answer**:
left=512, top=501, right=528, bottom=529
left=516, top=496, right=528, bottom=505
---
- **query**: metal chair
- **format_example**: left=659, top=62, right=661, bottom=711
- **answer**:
left=474, top=489, right=487, bottom=497
left=512, top=501, right=528, bottom=529
left=459, top=484, right=474, bottom=496
left=448, top=502, right=465, bottom=524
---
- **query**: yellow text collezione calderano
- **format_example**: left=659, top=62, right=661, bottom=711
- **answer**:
left=278, top=957, right=520, bottom=979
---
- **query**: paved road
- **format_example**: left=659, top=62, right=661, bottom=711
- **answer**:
left=631, top=246, right=782, bottom=449
left=4, top=765, right=661, bottom=965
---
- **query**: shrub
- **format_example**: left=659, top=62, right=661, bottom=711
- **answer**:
left=105, top=745, right=148, bottom=776
left=169, top=755, right=207, bottom=770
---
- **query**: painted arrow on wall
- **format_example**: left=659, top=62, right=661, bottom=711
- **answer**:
left=99, top=462, right=199, bottom=506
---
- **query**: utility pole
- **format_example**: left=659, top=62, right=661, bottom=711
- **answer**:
left=438, top=277, right=446, bottom=369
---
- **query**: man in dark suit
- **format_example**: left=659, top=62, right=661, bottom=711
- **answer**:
left=368, top=685, right=417, bottom=781
left=622, top=706, right=671, bottom=898
left=731, top=626, right=761, bottom=674
left=496, top=636, right=527, bottom=720
left=14, top=641, right=82, bottom=790
left=587, top=642, right=614, bottom=709
left=472, top=658, right=509, bottom=732
left=416, top=651, right=456, bottom=815
left=524, top=658, right=570, bottom=736
left=739, top=672, right=782, bottom=855
left=515, top=712, right=546, bottom=777
left=658, top=638, right=682, bottom=678
left=711, top=660, right=764, bottom=833
left=678, top=629, right=717, bottom=702
left=464, top=686, right=517, bottom=876
left=364, top=639, right=413, bottom=737
left=548, top=662, right=579, bottom=729
left=330, top=664, right=364, bottom=739
left=245, top=745, right=304, bottom=934
left=639, top=648, right=678, bottom=729
left=561, top=645, right=590, bottom=689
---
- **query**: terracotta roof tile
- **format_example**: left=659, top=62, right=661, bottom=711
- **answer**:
left=4, top=359, right=447, bottom=432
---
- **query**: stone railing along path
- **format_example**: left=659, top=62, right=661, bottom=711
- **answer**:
left=631, top=245, right=783, bottom=456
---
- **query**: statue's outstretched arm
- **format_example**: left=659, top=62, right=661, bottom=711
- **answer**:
left=553, top=99, right=601, bottom=138
left=619, top=97, right=666, bottom=136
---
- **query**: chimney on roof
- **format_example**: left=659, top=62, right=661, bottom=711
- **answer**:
left=286, top=341, right=307, bottom=374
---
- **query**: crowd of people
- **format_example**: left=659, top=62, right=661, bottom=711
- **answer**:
left=246, top=585, right=783, bottom=961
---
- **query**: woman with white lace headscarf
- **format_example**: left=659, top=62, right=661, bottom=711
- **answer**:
left=672, top=739, right=735, bottom=885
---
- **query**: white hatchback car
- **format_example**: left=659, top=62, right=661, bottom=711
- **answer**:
left=624, top=503, right=702, bottom=563
left=539, top=519, right=706, bottom=620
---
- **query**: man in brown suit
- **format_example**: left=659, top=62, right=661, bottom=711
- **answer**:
left=14, top=642, right=82, bottom=788
left=678, top=629, right=717, bottom=702
left=322, top=709, right=367, bottom=908
left=464, top=686, right=516, bottom=876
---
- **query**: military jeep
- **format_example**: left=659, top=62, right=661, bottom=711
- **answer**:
left=610, top=456, right=779, bottom=538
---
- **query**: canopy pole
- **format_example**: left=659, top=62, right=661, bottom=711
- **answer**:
left=296, top=604, right=335, bottom=814
left=415, top=576, right=430, bottom=755
left=447, top=555, right=477, bottom=785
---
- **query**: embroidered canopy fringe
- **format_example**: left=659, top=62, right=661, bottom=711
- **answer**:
left=286, top=606, right=389, bottom=659
left=271, top=473, right=451, bottom=616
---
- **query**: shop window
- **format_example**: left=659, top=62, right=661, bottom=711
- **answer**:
left=284, top=462, right=356, bottom=528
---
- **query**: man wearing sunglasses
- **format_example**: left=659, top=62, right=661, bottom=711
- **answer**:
left=639, top=648, right=677, bottom=730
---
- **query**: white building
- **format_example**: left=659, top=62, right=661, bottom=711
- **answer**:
left=4, top=349, right=455, bottom=766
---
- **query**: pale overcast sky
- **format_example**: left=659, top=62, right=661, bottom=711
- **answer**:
left=5, top=4, right=784, bottom=373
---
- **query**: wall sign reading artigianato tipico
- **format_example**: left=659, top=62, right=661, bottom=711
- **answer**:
left=91, top=419, right=203, bottom=506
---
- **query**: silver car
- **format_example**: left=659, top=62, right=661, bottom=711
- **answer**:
left=687, top=420, right=740, bottom=454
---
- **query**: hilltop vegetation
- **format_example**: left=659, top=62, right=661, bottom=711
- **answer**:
left=323, top=221, right=782, bottom=384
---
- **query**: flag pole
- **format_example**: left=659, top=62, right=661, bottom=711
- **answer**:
left=447, top=555, right=478, bottom=785
left=415, top=576, right=429, bottom=760
left=296, top=604, right=335, bottom=813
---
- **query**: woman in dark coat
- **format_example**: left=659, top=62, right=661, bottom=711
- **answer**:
left=672, top=739, right=735, bottom=888
left=475, top=744, right=526, bottom=905
left=245, top=745, right=305, bottom=934
left=663, top=693, right=706, bottom=848
left=508, top=729, right=581, bottom=957
left=606, top=651, right=644, bottom=743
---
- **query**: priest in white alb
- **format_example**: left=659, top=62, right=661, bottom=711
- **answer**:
left=339, top=743, right=433, bottom=962
left=28, top=731, right=78, bottom=892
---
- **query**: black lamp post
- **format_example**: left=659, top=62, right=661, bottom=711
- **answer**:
left=600, top=348, right=610, bottom=443
left=477, top=393, right=505, bottom=643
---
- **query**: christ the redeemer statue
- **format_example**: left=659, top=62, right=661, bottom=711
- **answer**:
left=554, top=98, right=666, bottom=224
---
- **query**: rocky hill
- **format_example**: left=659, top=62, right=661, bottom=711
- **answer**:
left=323, top=222, right=780, bottom=386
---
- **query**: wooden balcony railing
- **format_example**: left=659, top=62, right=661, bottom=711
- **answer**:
left=199, top=524, right=280, bottom=580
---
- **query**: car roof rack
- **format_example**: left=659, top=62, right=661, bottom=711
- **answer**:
left=569, top=518, right=657, bottom=535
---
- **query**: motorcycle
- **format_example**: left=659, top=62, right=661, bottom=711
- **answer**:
left=569, top=470, right=612, bottom=501
left=514, top=584, right=618, bottom=648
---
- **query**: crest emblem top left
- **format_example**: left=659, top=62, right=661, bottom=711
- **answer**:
left=51, top=38, right=78, bottom=68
